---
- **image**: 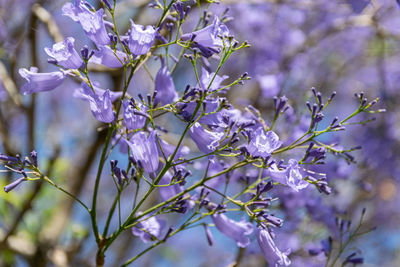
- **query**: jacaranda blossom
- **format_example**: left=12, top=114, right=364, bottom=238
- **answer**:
left=4, top=177, right=26, bottom=193
left=125, top=131, right=159, bottom=173
left=44, top=37, right=83, bottom=69
left=90, top=45, right=128, bottom=68
left=247, top=127, right=282, bottom=158
left=122, top=99, right=147, bottom=130
left=73, top=82, right=122, bottom=102
left=75, top=83, right=114, bottom=123
left=128, top=20, right=157, bottom=55
left=19, top=67, right=65, bottom=95
left=212, top=213, right=253, bottom=248
left=269, top=159, right=309, bottom=192
left=154, top=58, right=178, bottom=105
left=189, top=122, right=224, bottom=153
left=200, top=67, right=229, bottom=92
left=62, top=0, right=110, bottom=46
left=131, top=212, right=165, bottom=243
left=257, top=228, right=291, bottom=267
left=181, top=16, right=229, bottom=58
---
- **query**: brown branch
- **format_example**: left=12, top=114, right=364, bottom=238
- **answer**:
left=32, top=3, right=63, bottom=43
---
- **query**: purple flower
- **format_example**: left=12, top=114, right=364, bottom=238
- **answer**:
left=200, top=67, right=229, bottom=92
left=131, top=213, right=165, bottom=243
left=44, top=37, right=83, bottom=69
left=19, top=67, right=65, bottom=95
left=189, top=122, right=224, bottom=153
left=90, top=45, right=128, bottom=68
left=154, top=58, right=178, bottom=105
left=73, top=81, right=122, bottom=102
left=247, top=127, right=282, bottom=158
left=181, top=16, right=229, bottom=58
left=123, top=99, right=147, bottom=130
left=74, top=82, right=114, bottom=123
left=257, top=228, right=291, bottom=267
left=0, top=153, right=19, bottom=163
left=62, top=1, right=110, bottom=45
left=4, top=177, right=27, bottom=193
left=269, top=159, right=309, bottom=192
left=212, top=213, right=253, bottom=247
left=128, top=20, right=157, bottom=55
left=159, top=171, right=183, bottom=201
left=125, top=131, right=159, bottom=173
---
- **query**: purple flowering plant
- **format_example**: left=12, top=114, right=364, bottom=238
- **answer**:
left=0, top=0, right=389, bottom=266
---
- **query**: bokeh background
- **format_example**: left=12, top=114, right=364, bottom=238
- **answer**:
left=0, top=0, right=399, bottom=266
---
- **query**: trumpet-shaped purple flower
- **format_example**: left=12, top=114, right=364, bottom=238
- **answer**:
left=212, top=213, right=253, bottom=247
left=189, top=123, right=224, bottom=153
left=154, top=59, right=178, bottom=105
left=128, top=20, right=157, bottom=55
left=269, top=159, right=309, bottom=192
left=19, top=67, right=65, bottom=95
left=181, top=16, right=229, bottom=58
left=4, top=177, right=27, bottom=193
left=90, top=45, right=128, bottom=68
left=131, top=213, right=165, bottom=243
left=44, top=37, right=83, bottom=69
left=73, top=82, right=122, bottom=102
left=75, top=83, right=114, bottom=123
left=62, top=1, right=110, bottom=46
left=125, top=131, right=159, bottom=173
left=247, top=127, right=282, bottom=158
left=123, top=100, right=147, bottom=130
left=200, top=67, right=229, bottom=92
left=257, top=228, right=291, bottom=267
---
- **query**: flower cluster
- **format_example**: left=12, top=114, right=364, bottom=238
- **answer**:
left=0, top=0, right=388, bottom=266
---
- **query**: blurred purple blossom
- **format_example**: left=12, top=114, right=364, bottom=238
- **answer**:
left=212, top=213, right=253, bottom=248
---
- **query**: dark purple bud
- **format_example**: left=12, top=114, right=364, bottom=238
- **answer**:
left=264, top=214, right=283, bottom=227
left=102, top=0, right=112, bottom=10
left=306, top=142, right=314, bottom=153
left=81, top=46, right=89, bottom=60
left=329, top=91, right=336, bottom=102
left=203, top=224, right=214, bottom=246
left=361, top=98, right=367, bottom=107
left=163, top=227, right=174, bottom=241
left=173, top=1, right=185, bottom=22
left=30, top=150, right=38, bottom=167
left=314, top=113, right=324, bottom=123
left=330, top=117, right=339, bottom=126
left=0, top=154, right=19, bottom=163
left=4, top=177, right=27, bottom=193
left=306, top=101, right=312, bottom=111
left=311, top=87, right=317, bottom=97
left=316, top=92, right=322, bottom=103
left=312, top=103, right=318, bottom=116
